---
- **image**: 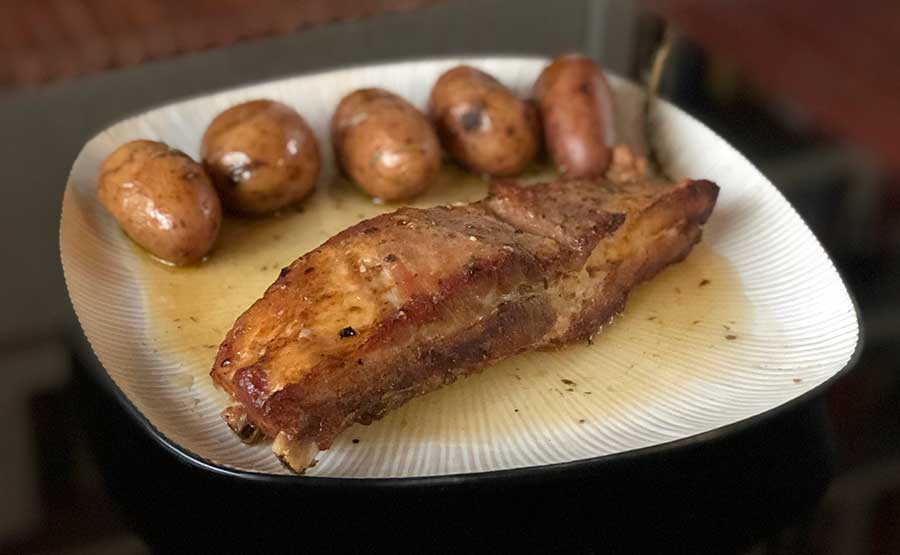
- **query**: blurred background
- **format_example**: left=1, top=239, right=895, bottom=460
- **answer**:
left=0, top=0, right=898, bottom=553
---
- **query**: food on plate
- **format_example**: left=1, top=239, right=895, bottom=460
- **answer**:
left=428, top=65, right=540, bottom=176
left=201, top=99, right=321, bottom=215
left=210, top=146, right=718, bottom=472
left=331, top=88, right=441, bottom=201
left=97, top=140, right=222, bottom=265
left=535, top=54, right=615, bottom=178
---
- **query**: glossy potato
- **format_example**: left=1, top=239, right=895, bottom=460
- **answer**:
left=428, top=66, right=539, bottom=177
left=97, top=140, right=222, bottom=265
left=535, top=54, right=615, bottom=178
left=201, top=100, right=321, bottom=214
left=331, top=88, right=441, bottom=201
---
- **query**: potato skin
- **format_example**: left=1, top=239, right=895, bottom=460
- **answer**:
left=428, top=66, right=539, bottom=177
left=97, top=140, right=222, bottom=265
left=534, top=54, right=615, bottom=178
left=201, top=100, right=321, bottom=214
left=331, top=88, right=441, bottom=201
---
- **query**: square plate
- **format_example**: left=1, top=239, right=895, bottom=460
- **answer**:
left=61, top=57, right=859, bottom=478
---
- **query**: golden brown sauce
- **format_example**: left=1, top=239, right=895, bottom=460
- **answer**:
left=137, top=165, right=751, bottom=448
left=357, top=239, right=751, bottom=439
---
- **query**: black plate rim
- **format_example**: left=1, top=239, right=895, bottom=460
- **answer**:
left=61, top=55, right=864, bottom=489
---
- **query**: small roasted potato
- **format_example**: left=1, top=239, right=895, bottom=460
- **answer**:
left=201, top=100, right=321, bottom=214
left=97, top=140, right=222, bottom=265
left=331, top=88, right=441, bottom=201
left=428, top=66, right=539, bottom=177
left=534, top=54, right=615, bottom=178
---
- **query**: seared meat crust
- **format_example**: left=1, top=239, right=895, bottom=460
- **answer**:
left=211, top=148, right=718, bottom=471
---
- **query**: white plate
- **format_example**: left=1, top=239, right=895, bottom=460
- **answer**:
left=60, top=57, right=859, bottom=478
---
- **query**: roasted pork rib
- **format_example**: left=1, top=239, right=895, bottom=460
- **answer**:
left=211, top=147, right=718, bottom=471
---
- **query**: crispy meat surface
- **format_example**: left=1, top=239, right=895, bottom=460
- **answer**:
left=211, top=147, right=718, bottom=471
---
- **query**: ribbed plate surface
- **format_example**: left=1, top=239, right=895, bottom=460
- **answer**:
left=60, top=57, right=858, bottom=477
